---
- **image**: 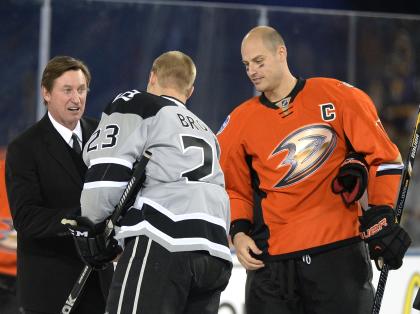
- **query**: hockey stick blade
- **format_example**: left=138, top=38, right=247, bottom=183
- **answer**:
left=61, top=150, right=152, bottom=314
left=371, top=105, right=420, bottom=314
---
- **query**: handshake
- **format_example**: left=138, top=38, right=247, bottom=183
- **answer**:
left=62, top=216, right=122, bottom=270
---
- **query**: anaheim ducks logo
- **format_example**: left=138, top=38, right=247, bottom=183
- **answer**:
left=269, top=124, right=337, bottom=188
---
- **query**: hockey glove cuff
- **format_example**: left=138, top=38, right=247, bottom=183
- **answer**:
left=332, top=152, right=368, bottom=206
left=230, top=219, right=252, bottom=240
left=359, top=205, right=411, bottom=270
left=63, top=216, right=122, bottom=270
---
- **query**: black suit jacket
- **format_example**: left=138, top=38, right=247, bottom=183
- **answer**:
left=5, top=114, right=113, bottom=313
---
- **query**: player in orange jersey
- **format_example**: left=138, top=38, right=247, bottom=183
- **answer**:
left=0, top=158, right=19, bottom=314
left=217, top=26, right=411, bottom=314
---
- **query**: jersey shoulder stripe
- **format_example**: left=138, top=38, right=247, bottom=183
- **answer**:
left=104, top=90, right=177, bottom=118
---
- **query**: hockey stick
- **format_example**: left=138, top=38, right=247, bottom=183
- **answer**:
left=60, top=150, right=152, bottom=314
left=371, top=105, right=420, bottom=314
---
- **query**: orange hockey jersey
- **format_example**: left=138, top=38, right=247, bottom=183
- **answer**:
left=0, top=158, right=17, bottom=276
left=218, top=77, right=402, bottom=259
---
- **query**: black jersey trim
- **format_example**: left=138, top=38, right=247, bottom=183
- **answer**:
left=85, top=163, right=132, bottom=183
left=245, top=154, right=270, bottom=253
left=104, top=91, right=177, bottom=119
left=119, top=203, right=229, bottom=248
left=230, top=219, right=252, bottom=238
left=161, top=95, right=186, bottom=107
left=259, top=77, right=306, bottom=110
left=376, top=168, right=403, bottom=176
left=256, top=236, right=361, bottom=262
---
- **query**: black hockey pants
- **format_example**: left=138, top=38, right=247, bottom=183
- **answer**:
left=105, top=235, right=232, bottom=314
left=245, top=241, right=374, bottom=314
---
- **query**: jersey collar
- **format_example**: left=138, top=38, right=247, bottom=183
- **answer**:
left=259, top=77, right=306, bottom=110
left=162, top=95, right=186, bottom=108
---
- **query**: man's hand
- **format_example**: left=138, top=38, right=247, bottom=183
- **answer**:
left=62, top=216, right=122, bottom=270
left=359, top=205, right=411, bottom=270
left=233, top=232, right=265, bottom=270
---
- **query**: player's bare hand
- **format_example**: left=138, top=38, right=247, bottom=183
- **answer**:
left=233, top=232, right=265, bottom=270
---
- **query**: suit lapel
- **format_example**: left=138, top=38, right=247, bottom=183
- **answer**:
left=40, top=115, right=82, bottom=188
left=80, top=117, right=97, bottom=150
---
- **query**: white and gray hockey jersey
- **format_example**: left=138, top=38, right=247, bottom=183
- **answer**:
left=80, top=90, right=232, bottom=263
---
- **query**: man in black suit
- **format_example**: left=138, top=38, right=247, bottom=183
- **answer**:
left=5, top=56, right=113, bottom=314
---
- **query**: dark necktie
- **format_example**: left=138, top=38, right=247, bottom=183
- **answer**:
left=72, top=133, right=82, bottom=154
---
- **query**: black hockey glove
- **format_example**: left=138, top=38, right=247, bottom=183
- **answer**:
left=359, top=205, right=411, bottom=270
left=332, top=152, right=368, bottom=206
left=63, top=216, right=122, bottom=270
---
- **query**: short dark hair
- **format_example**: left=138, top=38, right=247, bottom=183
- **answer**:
left=41, top=56, right=91, bottom=92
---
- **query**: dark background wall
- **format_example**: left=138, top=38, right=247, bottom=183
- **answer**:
left=189, top=0, right=420, bottom=15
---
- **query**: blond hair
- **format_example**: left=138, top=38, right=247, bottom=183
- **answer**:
left=151, top=51, right=196, bottom=96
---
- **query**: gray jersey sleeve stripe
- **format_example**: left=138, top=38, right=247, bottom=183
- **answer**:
left=85, top=163, right=132, bottom=184
left=83, top=181, right=128, bottom=189
left=89, top=157, right=133, bottom=169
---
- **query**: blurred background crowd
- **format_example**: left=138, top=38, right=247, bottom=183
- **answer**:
left=1, top=1, right=420, bottom=309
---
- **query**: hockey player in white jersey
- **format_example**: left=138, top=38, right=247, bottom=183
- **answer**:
left=66, top=51, right=232, bottom=314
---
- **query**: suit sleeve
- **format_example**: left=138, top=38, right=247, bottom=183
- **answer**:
left=340, top=85, right=403, bottom=207
left=5, top=141, right=78, bottom=238
left=218, top=112, right=254, bottom=234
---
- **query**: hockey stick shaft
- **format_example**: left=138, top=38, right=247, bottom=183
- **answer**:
left=107, top=150, right=152, bottom=233
left=371, top=105, right=420, bottom=314
left=61, top=150, right=152, bottom=314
